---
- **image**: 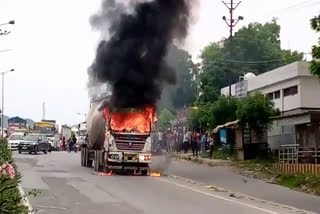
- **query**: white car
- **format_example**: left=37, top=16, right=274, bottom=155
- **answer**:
left=8, top=133, right=24, bottom=150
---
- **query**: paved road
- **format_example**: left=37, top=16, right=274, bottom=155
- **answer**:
left=14, top=152, right=317, bottom=214
left=167, top=159, right=320, bottom=213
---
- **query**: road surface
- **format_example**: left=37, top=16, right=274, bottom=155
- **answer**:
left=14, top=152, right=318, bottom=214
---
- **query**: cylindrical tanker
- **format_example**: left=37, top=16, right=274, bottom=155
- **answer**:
left=86, top=101, right=106, bottom=150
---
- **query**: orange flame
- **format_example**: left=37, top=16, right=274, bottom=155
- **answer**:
left=105, top=106, right=156, bottom=133
left=97, top=171, right=113, bottom=176
left=150, top=172, right=161, bottom=177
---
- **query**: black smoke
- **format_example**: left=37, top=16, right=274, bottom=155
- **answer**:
left=88, top=0, right=192, bottom=108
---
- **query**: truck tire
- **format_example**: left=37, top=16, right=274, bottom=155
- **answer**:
left=94, top=150, right=104, bottom=172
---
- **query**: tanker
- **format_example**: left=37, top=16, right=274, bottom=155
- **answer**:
left=81, top=97, right=156, bottom=175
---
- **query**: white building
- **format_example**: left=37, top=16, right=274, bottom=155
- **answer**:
left=221, top=61, right=320, bottom=150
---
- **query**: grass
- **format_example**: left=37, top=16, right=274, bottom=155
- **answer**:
left=211, top=148, right=237, bottom=161
left=233, top=158, right=320, bottom=195
left=277, top=174, right=320, bottom=195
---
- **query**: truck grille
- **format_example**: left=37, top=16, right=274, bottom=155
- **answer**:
left=115, top=142, right=144, bottom=151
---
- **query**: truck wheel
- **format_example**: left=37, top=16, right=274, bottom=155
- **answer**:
left=18, top=150, right=21, bottom=154
left=87, top=160, right=93, bottom=168
left=80, top=147, right=84, bottom=167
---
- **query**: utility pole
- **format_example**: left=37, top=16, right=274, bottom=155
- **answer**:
left=42, top=102, right=46, bottom=120
left=1, top=69, right=14, bottom=137
left=222, top=0, right=243, bottom=96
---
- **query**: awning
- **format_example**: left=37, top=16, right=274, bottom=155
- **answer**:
left=213, top=120, right=239, bottom=133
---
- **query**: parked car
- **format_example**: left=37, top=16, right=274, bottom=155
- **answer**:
left=8, top=132, right=24, bottom=150
left=18, top=134, right=49, bottom=155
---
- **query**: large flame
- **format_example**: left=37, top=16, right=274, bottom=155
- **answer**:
left=104, top=107, right=155, bottom=133
left=151, top=172, right=161, bottom=177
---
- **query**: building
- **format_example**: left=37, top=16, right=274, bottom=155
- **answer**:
left=221, top=61, right=320, bottom=150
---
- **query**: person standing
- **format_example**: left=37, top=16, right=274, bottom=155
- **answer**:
left=72, top=135, right=77, bottom=153
left=191, top=132, right=198, bottom=158
left=176, top=130, right=183, bottom=154
left=183, top=131, right=190, bottom=154
left=209, top=133, right=215, bottom=159
left=201, top=133, right=207, bottom=157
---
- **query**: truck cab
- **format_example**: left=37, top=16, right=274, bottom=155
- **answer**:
left=80, top=103, right=156, bottom=175
left=103, top=107, right=154, bottom=175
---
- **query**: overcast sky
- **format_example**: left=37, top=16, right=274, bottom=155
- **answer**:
left=0, top=0, right=319, bottom=125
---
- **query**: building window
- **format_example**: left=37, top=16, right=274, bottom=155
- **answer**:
left=274, top=90, right=280, bottom=99
left=283, top=86, right=298, bottom=97
left=267, top=92, right=273, bottom=100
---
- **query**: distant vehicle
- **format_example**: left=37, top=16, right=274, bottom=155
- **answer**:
left=18, top=134, right=49, bottom=155
left=34, top=121, right=58, bottom=151
left=77, top=122, right=87, bottom=147
left=8, top=132, right=24, bottom=150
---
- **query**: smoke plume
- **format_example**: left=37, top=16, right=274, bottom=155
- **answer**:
left=88, top=0, right=193, bottom=108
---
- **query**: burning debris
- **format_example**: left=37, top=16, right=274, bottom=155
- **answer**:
left=150, top=172, right=161, bottom=177
left=88, top=0, right=193, bottom=108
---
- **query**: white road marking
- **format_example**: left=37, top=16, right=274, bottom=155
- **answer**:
left=18, top=184, right=34, bottom=214
left=157, top=177, right=279, bottom=214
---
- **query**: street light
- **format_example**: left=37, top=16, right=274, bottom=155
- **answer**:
left=0, top=20, right=15, bottom=27
left=1, top=69, right=14, bottom=137
left=77, top=113, right=87, bottom=121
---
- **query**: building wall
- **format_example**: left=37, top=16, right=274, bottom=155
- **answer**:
left=250, top=78, right=301, bottom=112
left=268, top=121, right=296, bottom=150
left=300, top=77, right=320, bottom=109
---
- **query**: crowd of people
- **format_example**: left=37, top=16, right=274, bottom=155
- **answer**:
left=153, top=128, right=216, bottom=158
left=59, top=135, right=78, bottom=152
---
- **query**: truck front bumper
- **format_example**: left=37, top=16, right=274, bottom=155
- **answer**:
left=107, top=152, right=151, bottom=170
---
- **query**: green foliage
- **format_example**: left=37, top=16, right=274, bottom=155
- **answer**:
left=210, top=96, right=238, bottom=128
left=0, top=139, right=13, bottom=163
left=198, top=19, right=303, bottom=104
left=157, top=109, right=175, bottom=131
left=0, top=138, right=29, bottom=214
left=237, top=93, right=276, bottom=131
left=310, top=15, right=320, bottom=78
left=190, top=96, right=238, bottom=130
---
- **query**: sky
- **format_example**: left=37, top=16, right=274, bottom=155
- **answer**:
left=0, top=0, right=319, bottom=126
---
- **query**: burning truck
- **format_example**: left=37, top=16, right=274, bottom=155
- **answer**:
left=80, top=96, right=156, bottom=175
left=84, top=0, right=193, bottom=175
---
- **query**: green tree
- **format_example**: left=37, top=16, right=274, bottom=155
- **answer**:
left=310, top=15, right=320, bottom=78
left=157, top=108, right=175, bottom=131
left=190, top=96, right=238, bottom=130
left=198, top=19, right=304, bottom=104
left=210, top=96, right=238, bottom=128
left=237, top=93, right=276, bottom=131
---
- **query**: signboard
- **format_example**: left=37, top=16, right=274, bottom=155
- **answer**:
left=235, top=80, right=248, bottom=99
left=220, top=129, right=227, bottom=144
left=242, top=128, right=252, bottom=144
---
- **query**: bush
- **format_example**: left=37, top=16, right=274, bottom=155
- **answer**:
left=0, top=138, right=29, bottom=214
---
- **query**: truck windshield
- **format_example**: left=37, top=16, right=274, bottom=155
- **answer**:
left=108, top=107, right=154, bottom=133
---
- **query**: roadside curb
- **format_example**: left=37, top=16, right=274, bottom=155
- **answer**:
left=174, top=154, right=231, bottom=167
left=18, top=184, right=34, bottom=214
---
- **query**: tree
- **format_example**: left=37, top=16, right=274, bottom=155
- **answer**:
left=198, top=19, right=304, bottom=105
left=237, top=93, right=276, bottom=131
left=190, top=96, right=238, bottom=130
left=310, top=15, right=320, bottom=78
left=158, top=45, right=197, bottom=112
left=210, top=96, right=238, bottom=128
left=157, top=108, right=175, bottom=131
